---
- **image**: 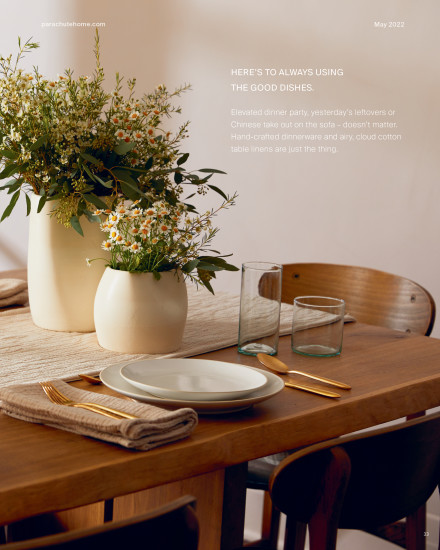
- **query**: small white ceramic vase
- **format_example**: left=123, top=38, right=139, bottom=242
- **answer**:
left=94, top=267, right=188, bottom=354
left=27, top=194, right=107, bottom=332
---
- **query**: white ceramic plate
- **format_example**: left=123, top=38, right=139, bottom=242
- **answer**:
left=100, top=363, right=284, bottom=414
left=119, top=359, right=268, bottom=401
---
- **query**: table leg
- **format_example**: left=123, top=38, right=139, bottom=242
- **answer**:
left=113, top=470, right=225, bottom=550
left=220, top=462, right=248, bottom=550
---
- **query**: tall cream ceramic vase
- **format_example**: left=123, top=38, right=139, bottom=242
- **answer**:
left=94, top=267, right=188, bottom=354
left=27, top=194, right=107, bottom=332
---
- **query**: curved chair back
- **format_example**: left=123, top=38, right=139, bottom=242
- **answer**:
left=269, top=411, right=440, bottom=550
left=2, top=496, right=198, bottom=550
left=281, top=263, right=435, bottom=335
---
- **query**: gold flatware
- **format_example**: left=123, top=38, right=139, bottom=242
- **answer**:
left=78, top=373, right=102, bottom=385
left=257, top=353, right=351, bottom=390
left=39, top=382, right=138, bottom=420
left=284, top=381, right=341, bottom=399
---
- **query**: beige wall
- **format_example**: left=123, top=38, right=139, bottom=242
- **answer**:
left=1, top=0, right=440, bottom=335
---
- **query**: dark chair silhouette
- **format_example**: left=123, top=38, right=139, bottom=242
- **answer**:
left=268, top=410, right=440, bottom=550
left=247, top=263, right=436, bottom=548
left=1, top=495, right=198, bottom=550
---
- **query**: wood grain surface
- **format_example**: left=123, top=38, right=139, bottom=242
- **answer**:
left=1, top=269, right=440, bottom=549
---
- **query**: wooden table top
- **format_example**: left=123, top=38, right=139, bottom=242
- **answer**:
left=1, top=313, right=440, bottom=526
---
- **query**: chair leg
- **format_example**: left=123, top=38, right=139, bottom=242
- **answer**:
left=308, top=447, right=351, bottom=550
left=284, top=518, right=307, bottom=550
left=405, top=503, right=426, bottom=550
left=261, top=491, right=281, bottom=549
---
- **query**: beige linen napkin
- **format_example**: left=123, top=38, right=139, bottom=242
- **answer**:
left=0, top=279, right=28, bottom=307
left=0, top=380, right=198, bottom=451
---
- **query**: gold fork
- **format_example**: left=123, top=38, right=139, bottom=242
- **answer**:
left=39, top=382, right=138, bottom=420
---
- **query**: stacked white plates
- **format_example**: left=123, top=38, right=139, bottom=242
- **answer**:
left=100, top=358, right=284, bottom=414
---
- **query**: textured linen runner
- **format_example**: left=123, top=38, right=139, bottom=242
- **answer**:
left=0, top=285, right=354, bottom=388
left=0, top=379, right=198, bottom=450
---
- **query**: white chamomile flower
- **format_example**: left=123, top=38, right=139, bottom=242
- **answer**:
left=101, top=240, right=113, bottom=251
left=115, top=204, right=128, bottom=215
left=115, top=129, right=127, bottom=140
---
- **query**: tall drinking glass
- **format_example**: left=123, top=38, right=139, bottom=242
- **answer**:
left=238, top=262, right=282, bottom=356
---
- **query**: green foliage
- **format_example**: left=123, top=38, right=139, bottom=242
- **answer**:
left=0, top=32, right=233, bottom=235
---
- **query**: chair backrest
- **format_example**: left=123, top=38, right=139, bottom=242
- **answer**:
left=269, top=411, right=440, bottom=550
left=3, top=496, right=198, bottom=550
left=281, top=263, right=435, bottom=335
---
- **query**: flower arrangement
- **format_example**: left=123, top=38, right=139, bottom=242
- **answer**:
left=0, top=32, right=237, bottom=291
left=90, top=198, right=236, bottom=292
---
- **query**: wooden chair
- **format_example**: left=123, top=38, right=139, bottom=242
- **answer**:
left=268, top=410, right=440, bottom=550
left=246, top=263, right=436, bottom=548
left=280, top=263, right=435, bottom=335
left=1, top=496, right=198, bottom=550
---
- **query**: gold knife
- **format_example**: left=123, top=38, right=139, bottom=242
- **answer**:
left=284, top=381, right=341, bottom=399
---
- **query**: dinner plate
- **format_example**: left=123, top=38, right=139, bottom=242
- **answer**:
left=100, top=363, right=284, bottom=414
left=119, top=358, right=268, bottom=401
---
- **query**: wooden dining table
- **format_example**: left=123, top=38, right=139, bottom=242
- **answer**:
left=1, top=269, right=440, bottom=549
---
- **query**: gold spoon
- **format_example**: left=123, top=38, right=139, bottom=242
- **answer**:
left=257, top=353, right=351, bottom=390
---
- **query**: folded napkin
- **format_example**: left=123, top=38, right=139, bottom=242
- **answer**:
left=0, top=278, right=28, bottom=307
left=0, top=380, right=198, bottom=451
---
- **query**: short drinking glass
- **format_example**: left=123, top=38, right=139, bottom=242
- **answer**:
left=291, top=296, right=345, bottom=357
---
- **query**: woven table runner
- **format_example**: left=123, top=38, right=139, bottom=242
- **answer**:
left=0, top=287, right=295, bottom=388
left=0, top=286, right=354, bottom=388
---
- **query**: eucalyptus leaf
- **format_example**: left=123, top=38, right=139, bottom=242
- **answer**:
left=114, top=140, right=136, bottom=155
left=0, top=190, right=20, bottom=221
left=37, top=195, right=47, bottom=213
left=0, top=177, right=24, bottom=191
left=93, top=173, right=111, bottom=187
left=97, top=178, right=113, bottom=188
left=195, top=263, right=223, bottom=272
left=177, top=152, right=189, bottom=166
left=207, top=184, right=228, bottom=200
left=198, top=168, right=227, bottom=174
left=83, top=193, right=108, bottom=209
left=198, top=274, right=214, bottom=294
left=0, top=149, right=19, bottom=160
left=7, top=180, right=23, bottom=194
left=82, top=163, right=96, bottom=182
left=83, top=209, right=101, bottom=223
left=29, top=134, right=48, bottom=152
left=25, top=193, right=31, bottom=216
left=151, top=179, right=165, bottom=193
left=181, top=258, right=199, bottom=273
left=80, top=152, right=101, bottom=165
left=0, top=163, right=20, bottom=180
left=120, top=181, right=140, bottom=200
left=70, top=215, right=84, bottom=236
